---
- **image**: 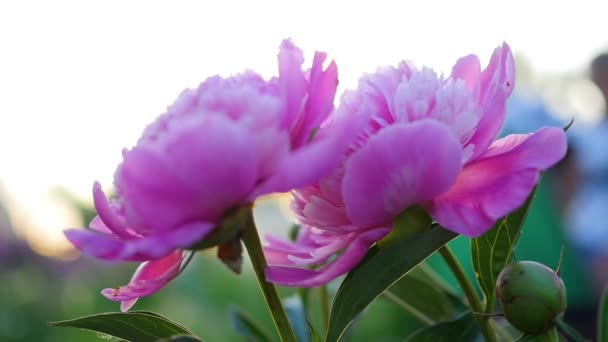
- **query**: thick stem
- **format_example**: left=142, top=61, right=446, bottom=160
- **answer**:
left=241, top=210, right=297, bottom=342
left=320, top=285, right=330, bottom=335
left=439, top=246, right=496, bottom=342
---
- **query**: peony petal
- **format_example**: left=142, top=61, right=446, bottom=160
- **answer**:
left=278, top=39, right=307, bottom=130
left=264, top=228, right=327, bottom=265
left=265, top=230, right=326, bottom=252
left=118, top=115, right=257, bottom=230
left=302, top=196, right=350, bottom=227
left=101, top=251, right=185, bottom=311
left=92, top=182, right=131, bottom=238
left=64, top=221, right=215, bottom=261
left=117, top=148, right=202, bottom=231
left=253, top=114, right=364, bottom=197
left=265, top=228, right=390, bottom=287
left=64, top=229, right=130, bottom=260
left=286, top=233, right=355, bottom=266
left=362, top=63, right=413, bottom=122
left=342, top=120, right=463, bottom=227
left=466, top=43, right=516, bottom=162
left=290, top=51, right=338, bottom=148
left=451, top=54, right=481, bottom=97
left=89, top=215, right=113, bottom=234
left=120, top=299, right=138, bottom=313
left=254, top=128, right=290, bottom=183
left=429, top=127, right=567, bottom=236
left=265, top=231, right=357, bottom=267
left=138, top=222, right=216, bottom=256
left=251, top=139, right=335, bottom=196
left=265, top=235, right=315, bottom=253
left=163, top=115, right=258, bottom=213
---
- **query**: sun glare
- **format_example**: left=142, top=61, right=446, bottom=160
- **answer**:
left=8, top=190, right=82, bottom=261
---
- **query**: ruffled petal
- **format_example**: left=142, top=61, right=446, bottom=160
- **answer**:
left=465, top=43, right=515, bottom=162
left=362, top=63, right=413, bottom=123
left=290, top=50, right=338, bottom=148
left=265, top=230, right=357, bottom=267
left=265, top=228, right=390, bottom=287
left=301, top=196, right=350, bottom=227
left=264, top=228, right=326, bottom=265
left=342, top=120, right=463, bottom=227
left=101, top=251, right=185, bottom=311
left=64, top=221, right=215, bottom=261
left=278, top=39, right=307, bottom=130
left=429, top=127, right=567, bottom=236
left=286, top=234, right=355, bottom=266
left=254, top=113, right=364, bottom=197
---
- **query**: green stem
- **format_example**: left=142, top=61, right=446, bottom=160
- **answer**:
left=383, top=291, right=435, bottom=325
left=241, top=210, right=297, bottom=342
left=320, top=285, right=330, bottom=335
left=439, top=246, right=495, bottom=342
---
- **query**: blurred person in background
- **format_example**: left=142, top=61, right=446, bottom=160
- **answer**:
left=567, top=53, right=608, bottom=298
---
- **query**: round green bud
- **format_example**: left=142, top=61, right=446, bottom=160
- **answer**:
left=496, top=261, right=567, bottom=334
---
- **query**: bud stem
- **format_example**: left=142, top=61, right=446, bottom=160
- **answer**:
left=439, top=246, right=496, bottom=342
left=241, top=209, right=297, bottom=342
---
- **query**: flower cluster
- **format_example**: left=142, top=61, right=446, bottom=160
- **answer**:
left=64, top=39, right=353, bottom=310
left=65, top=40, right=567, bottom=309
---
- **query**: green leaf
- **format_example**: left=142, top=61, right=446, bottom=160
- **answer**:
left=156, top=336, right=205, bottom=342
left=49, top=311, right=194, bottom=342
left=326, top=227, right=458, bottom=342
left=230, top=308, right=275, bottom=342
left=471, top=187, right=538, bottom=312
left=384, top=267, right=455, bottom=323
left=599, top=284, right=608, bottom=342
left=413, top=262, right=460, bottom=296
left=307, top=320, right=319, bottom=342
left=404, top=312, right=480, bottom=341
left=411, top=262, right=467, bottom=311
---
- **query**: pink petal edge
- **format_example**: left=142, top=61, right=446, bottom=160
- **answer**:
left=430, top=127, right=567, bottom=236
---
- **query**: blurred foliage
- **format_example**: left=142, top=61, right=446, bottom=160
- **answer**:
left=0, top=240, right=428, bottom=342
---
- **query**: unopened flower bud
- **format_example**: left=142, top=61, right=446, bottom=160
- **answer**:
left=496, top=261, right=567, bottom=334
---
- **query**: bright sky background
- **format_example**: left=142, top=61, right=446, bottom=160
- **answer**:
left=0, top=0, right=607, bottom=257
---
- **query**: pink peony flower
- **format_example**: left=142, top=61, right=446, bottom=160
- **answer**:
left=265, top=43, right=568, bottom=287
left=64, top=39, right=352, bottom=309
left=101, top=251, right=186, bottom=311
